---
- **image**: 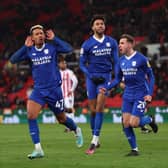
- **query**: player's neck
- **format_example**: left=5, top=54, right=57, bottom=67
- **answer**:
left=126, top=49, right=135, bottom=57
left=35, top=43, right=45, bottom=51
left=35, top=44, right=43, bottom=49
left=94, top=33, right=104, bottom=39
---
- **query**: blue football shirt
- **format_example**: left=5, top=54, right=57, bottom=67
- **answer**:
left=106, top=51, right=155, bottom=99
left=10, top=37, right=72, bottom=89
left=79, top=35, right=119, bottom=77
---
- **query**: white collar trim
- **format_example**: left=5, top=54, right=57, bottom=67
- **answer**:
left=35, top=43, right=45, bottom=51
left=93, top=35, right=105, bottom=43
left=125, top=51, right=137, bottom=60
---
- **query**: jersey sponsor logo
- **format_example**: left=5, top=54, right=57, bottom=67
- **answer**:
left=32, top=55, right=52, bottom=65
left=32, top=53, right=36, bottom=56
left=92, top=48, right=111, bottom=56
left=122, top=68, right=137, bottom=75
left=132, top=61, right=136, bottom=66
left=93, top=45, right=98, bottom=48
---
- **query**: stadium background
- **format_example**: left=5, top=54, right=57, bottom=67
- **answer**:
left=0, top=0, right=168, bottom=124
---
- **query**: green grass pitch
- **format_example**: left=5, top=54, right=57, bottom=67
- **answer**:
left=0, top=123, right=167, bottom=168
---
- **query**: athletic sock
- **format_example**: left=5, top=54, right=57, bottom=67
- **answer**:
left=28, top=119, right=40, bottom=144
left=93, top=112, right=103, bottom=136
left=90, top=115, right=95, bottom=135
left=91, top=135, right=99, bottom=145
left=139, top=115, right=152, bottom=127
left=124, top=127, right=137, bottom=149
left=63, top=117, right=77, bottom=131
left=35, top=143, right=42, bottom=151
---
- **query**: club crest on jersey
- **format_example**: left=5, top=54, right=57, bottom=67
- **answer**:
left=32, top=53, right=36, bottom=56
left=106, top=42, right=111, bottom=47
left=93, top=45, right=98, bottom=48
left=44, top=49, right=49, bottom=54
left=132, top=61, right=136, bottom=66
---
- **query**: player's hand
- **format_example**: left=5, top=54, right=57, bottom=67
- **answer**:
left=99, top=87, right=107, bottom=94
left=144, top=95, right=152, bottom=103
left=120, top=82, right=125, bottom=89
left=25, top=36, right=34, bottom=47
left=46, top=29, right=55, bottom=40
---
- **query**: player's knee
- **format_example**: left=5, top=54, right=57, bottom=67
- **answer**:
left=58, top=118, right=66, bottom=124
left=96, top=106, right=104, bottom=112
left=123, top=121, right=130, bottom=128
left=57, top=116, right=66, bottom=124
left=129, top=121, right=139, bottom=128
left=90, top=106, right=96, bottom=113
left=27, top=112, right=37, bottom=119
left=122, top=118, right=130, bottom=127
left=65, top=108, right=73, bottom=113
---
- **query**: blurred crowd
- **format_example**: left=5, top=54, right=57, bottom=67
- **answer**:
left=0, top=0, right=168, bottom=111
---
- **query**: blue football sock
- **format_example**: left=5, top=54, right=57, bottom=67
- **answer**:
left=63, top=117, right=77, bottom=131
left=93, top=112, right=104, bottom=136
left=124, top=127, right=137, bottom=149
left=139, top=115, right=151, bottom=127
left=28, top=119, right=40, bottom=144
left=90, top=114, right=95, bottom=135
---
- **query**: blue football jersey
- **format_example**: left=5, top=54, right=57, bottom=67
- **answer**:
left=106, top=51, right=155, bottom=99
left=79, top=35, right=119, bottom=77
left=10, top=37, right=72, bottom=89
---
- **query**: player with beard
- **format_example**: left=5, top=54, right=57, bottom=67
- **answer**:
left=80, top=15, right=119, bottom=155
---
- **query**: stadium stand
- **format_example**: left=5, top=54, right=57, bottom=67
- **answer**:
left=0, top=0, right=168, bottom=111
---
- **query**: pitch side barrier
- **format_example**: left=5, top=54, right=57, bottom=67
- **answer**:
left=0, top=106, right=168, bottom=124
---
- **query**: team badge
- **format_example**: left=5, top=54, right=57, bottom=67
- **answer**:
left=44, top=49, right=49, bottom=54
left=93, top=45, right=98, bottom=48
left=106, top=42, right=111, bottom=47
left=132, top=61, right=136, bottom=66
left=32, top=53, right=36, bottom=56
left=122, top=62, right=125, bottom=66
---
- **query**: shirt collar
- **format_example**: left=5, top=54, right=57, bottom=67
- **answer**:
left=125, top=51, right=137, bottom=60
left=93, top=35, right=105, bottom=43
left=35, top=43, right=45, bottom=51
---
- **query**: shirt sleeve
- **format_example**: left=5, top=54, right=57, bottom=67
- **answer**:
left=79, top=44, right=91, bottom=79
left=112, top=39, right=119, bottom=78
left=53, top=37, right=73, bottom=53
left=9, top=45, right=29, bottom=64
left=143, top=59, right=155, bottom=95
